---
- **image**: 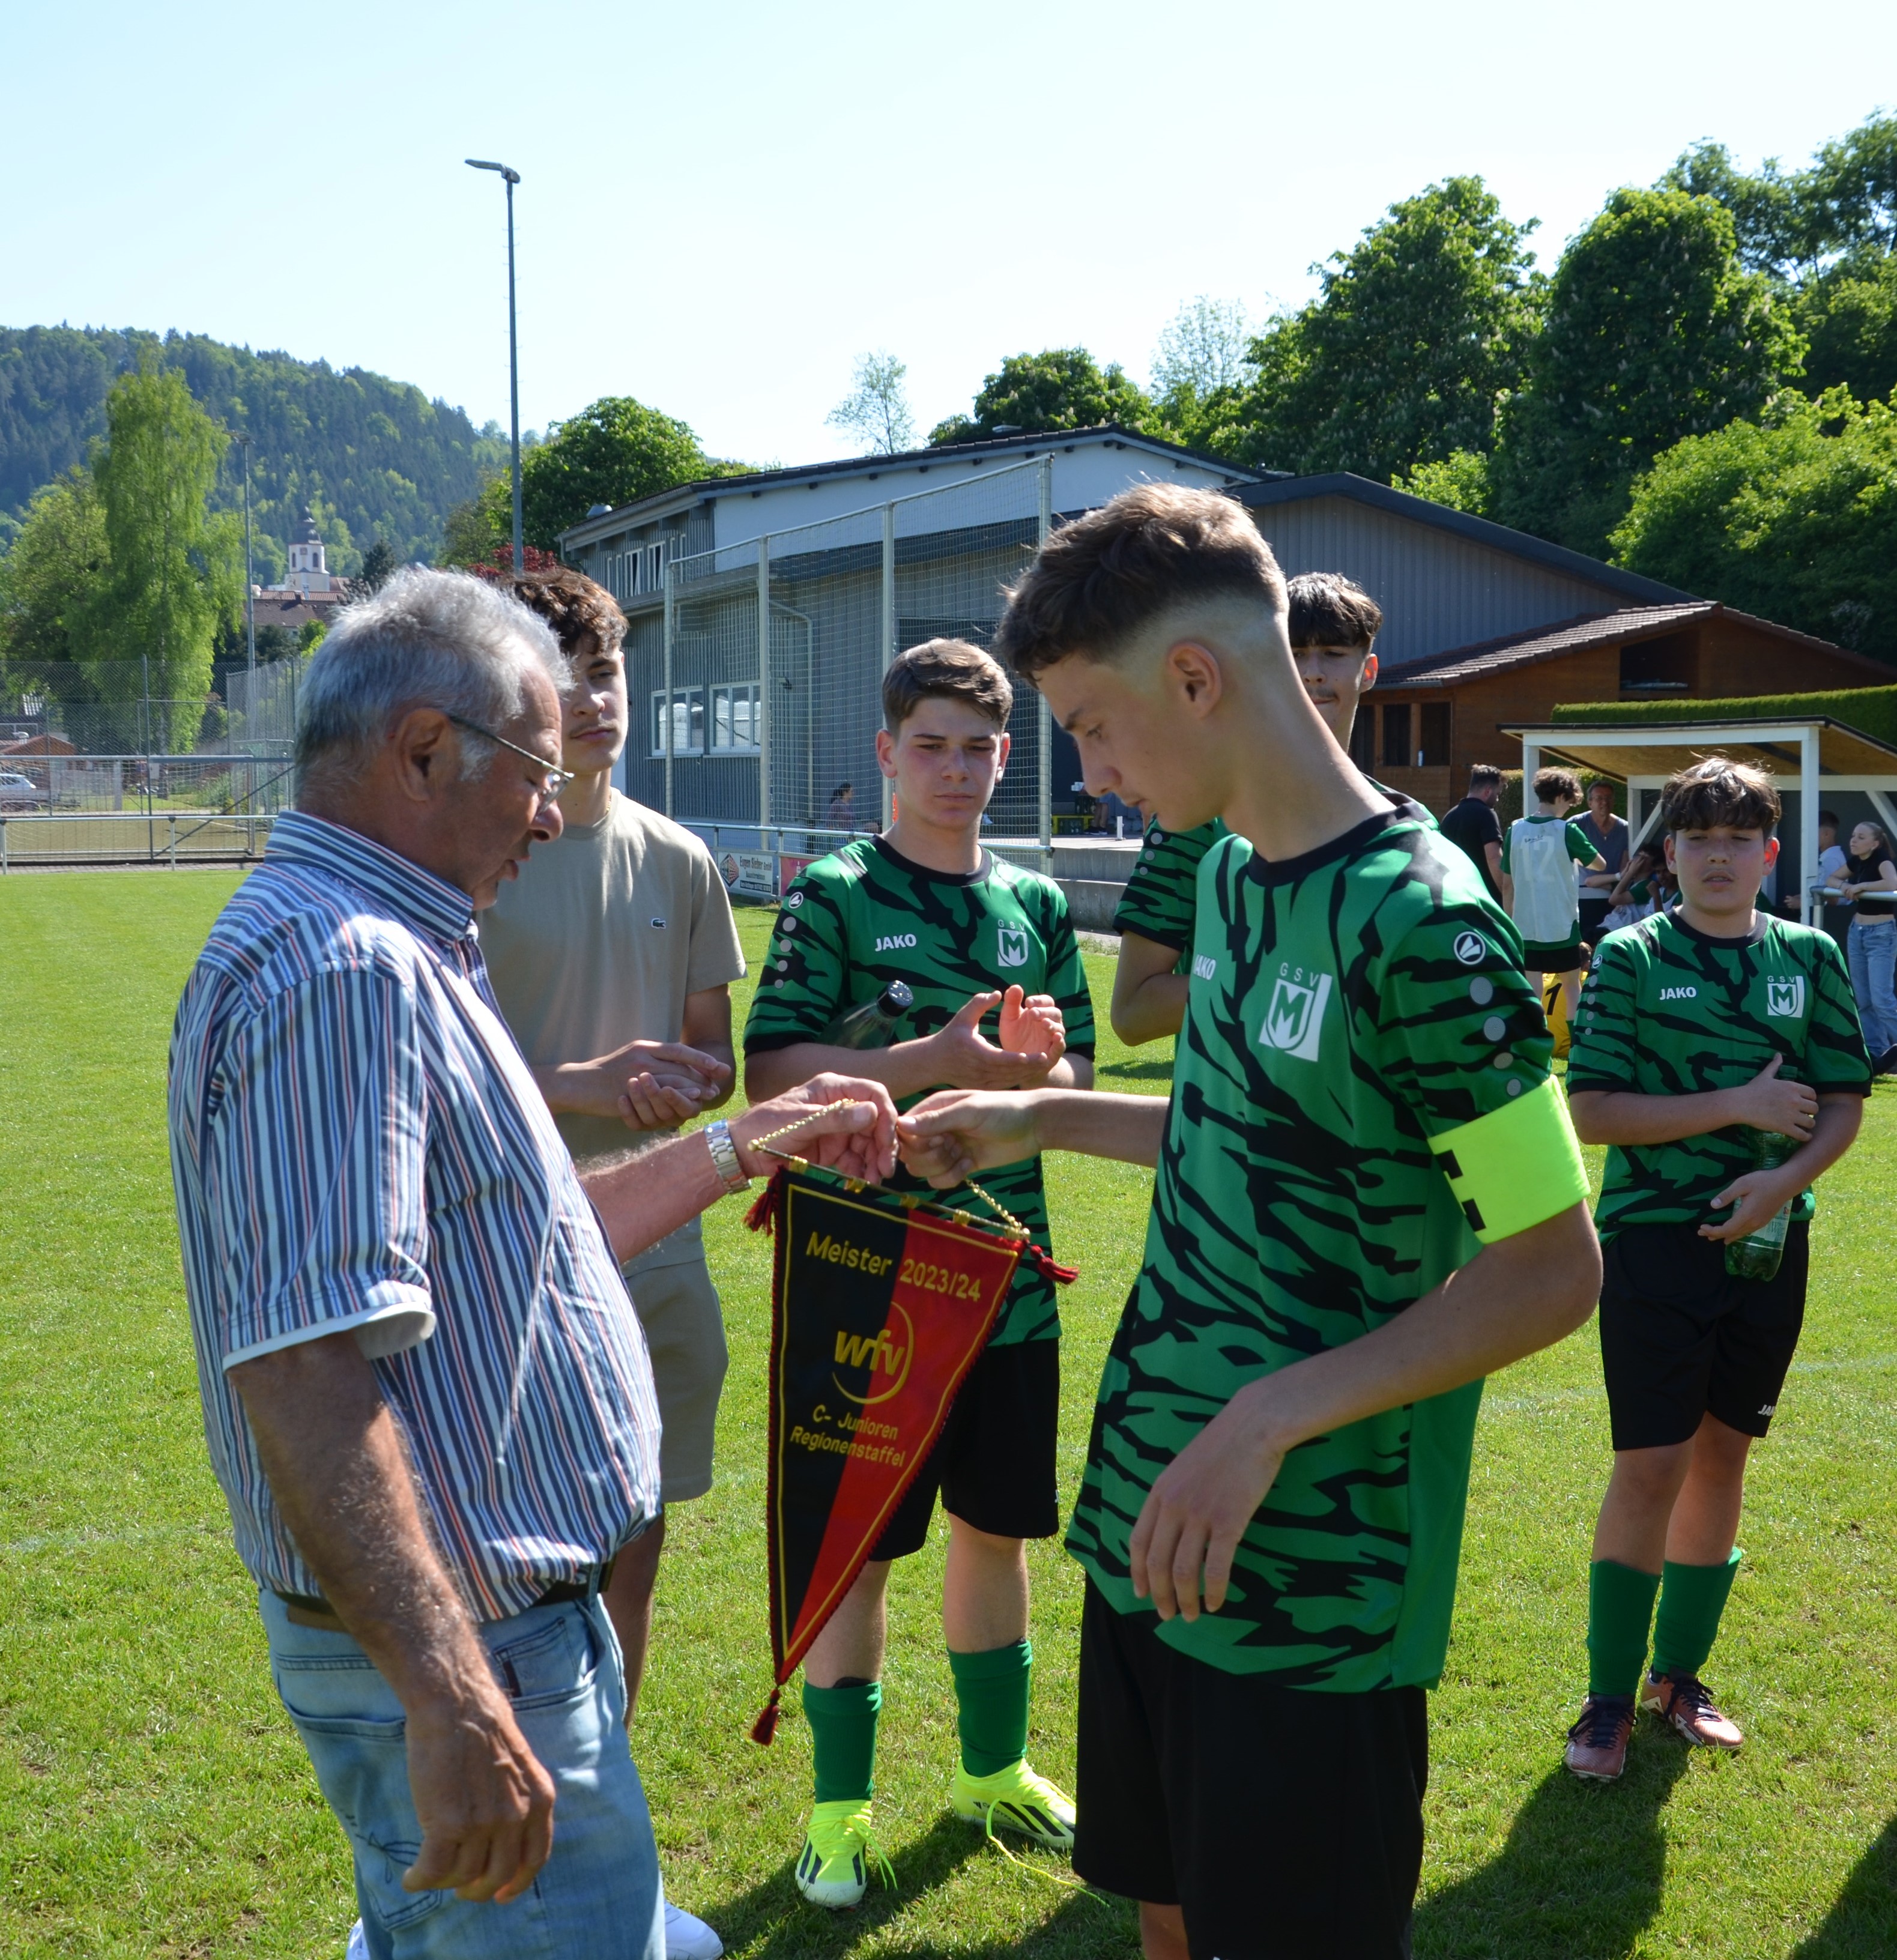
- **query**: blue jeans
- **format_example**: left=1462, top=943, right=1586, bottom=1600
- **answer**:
left=261, top=1590, right=662, bottom=1960
left=1849, top=918, right=1897, bottom=1058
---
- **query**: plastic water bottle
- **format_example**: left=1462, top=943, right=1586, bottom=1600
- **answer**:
left=1724, top=1128, right=1795, bottom=1281
left=824, top=981, right=913, bottom=1050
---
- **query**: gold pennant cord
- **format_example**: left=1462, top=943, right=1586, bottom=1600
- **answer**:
left=735, top=1101, right=1029, bottom=1239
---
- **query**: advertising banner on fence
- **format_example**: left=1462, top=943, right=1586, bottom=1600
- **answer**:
left=719, top=850, right=778, bottom=901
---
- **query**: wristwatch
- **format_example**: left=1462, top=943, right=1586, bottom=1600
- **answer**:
left=704, top=1118, right=751, bottom=1193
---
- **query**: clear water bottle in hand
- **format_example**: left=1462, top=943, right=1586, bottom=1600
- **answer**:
left=824, top=981, right=913, bottom=1050
left=1724, top=1127, right=1796, bottom=1281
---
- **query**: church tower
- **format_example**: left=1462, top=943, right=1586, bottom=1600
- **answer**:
left=285, top=507, right=331, bottom=591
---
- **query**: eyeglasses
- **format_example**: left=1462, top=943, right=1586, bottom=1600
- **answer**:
left=446, top=714, right=575, bottom=803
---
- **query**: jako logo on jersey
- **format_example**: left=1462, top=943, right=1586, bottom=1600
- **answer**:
left=1259, top=967, right=1333, bottom=1060
left=875, top=933, right=918, bottom=952
left=997, top=926, right=1030, bottom=969
left=1659, top=985, right=1698, bottom=1000
left=1453, top=930, right=1488, bottom=966
left=1192, top=954, right=1217, bottom=981
left=1766, top=976, right=1806, bottom=1017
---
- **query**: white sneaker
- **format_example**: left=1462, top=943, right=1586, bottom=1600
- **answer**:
left=345, top=1921, right=369, bottom=1960
left=664, top=1898, right=724, bottom=1959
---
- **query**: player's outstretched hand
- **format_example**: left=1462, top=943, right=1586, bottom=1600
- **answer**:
left=1129, top=1388, right=1287, bottom=1623
left=732, top=1074, right=898, bottom=1185
left=997, top=985, right=1067, bottom=1072
left=549, top=1038, right=731, bottom=1130
left=896, top=1089, right=1045, bottom=1186
left=928, top=990, right=1060, bottom=1089
left=1728, top=1053, right=1817, bottom=1141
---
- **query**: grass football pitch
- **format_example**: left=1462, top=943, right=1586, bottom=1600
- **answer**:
left=1, top=870, right=1895, bottom=1958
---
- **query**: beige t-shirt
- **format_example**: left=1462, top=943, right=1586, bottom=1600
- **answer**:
left=480, top=791, right=746, bottom=1270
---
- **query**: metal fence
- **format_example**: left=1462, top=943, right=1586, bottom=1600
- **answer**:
left=624, top=458, right=1057, bottom=856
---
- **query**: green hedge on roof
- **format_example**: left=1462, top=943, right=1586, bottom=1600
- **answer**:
left=1551, top=686, right=1897, bottom=749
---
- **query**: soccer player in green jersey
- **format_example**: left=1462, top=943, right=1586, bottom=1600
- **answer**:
left=897, top=485, right=1602, bottom=1960
left=1561, top=758, right=1869, bottom=1782
left=744, top=638, right=1095, bottom=1907
left=1111, top=572, right=1415, bottom=1045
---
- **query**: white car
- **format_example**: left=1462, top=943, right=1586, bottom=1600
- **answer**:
left=0, top=770, right=49, bottom=811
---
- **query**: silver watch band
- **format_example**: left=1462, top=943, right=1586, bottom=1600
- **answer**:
left=704, top=1118, right=750, bottom=1191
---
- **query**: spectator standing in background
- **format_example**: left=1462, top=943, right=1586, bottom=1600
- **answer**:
left=1576, top=781, right=1631, bottom=943
left=1839, top=818, right=1897, bottom=1070
left=1440, top=764, right=1507, bottom=903
left=825, top=783, right=858, bottom=830
left=480, top=566, right=746, bottom=1960
left=1502, top=767, right=1606, bottom=1027
left=1786, top=811, right=1848, bottom=923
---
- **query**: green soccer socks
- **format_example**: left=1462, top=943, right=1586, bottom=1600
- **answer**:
left=1588, top=1559, right=1663, bottom=1699
left=803, top=1679, right=882, bottom=1805
left=948, top=1639, right=1033, bottom=1779
left=1652, top=1549, right=1743, bottom=1680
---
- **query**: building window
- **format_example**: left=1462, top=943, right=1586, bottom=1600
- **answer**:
left=1381, top=703, right=1412, bottom=771
left=640, top=542, right=668, bottom=594
left=712, top=683, right=761, bottom=752
left=1418, top=702, right=1450, bottom=767
left=651, top=688, right=704, bottom=756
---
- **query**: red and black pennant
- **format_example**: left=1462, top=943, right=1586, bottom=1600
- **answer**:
left=745, top=1166, right=1051, bottom=1743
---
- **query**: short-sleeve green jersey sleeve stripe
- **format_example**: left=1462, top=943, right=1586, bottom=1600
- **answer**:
left=1113, top=820, right=1223, bottom=951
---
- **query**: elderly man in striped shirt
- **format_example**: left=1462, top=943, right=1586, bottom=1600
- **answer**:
left=168, top=569, right=895, bottom=1960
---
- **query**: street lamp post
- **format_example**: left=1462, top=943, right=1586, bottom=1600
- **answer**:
left=465, top=158, right=524, bottom=573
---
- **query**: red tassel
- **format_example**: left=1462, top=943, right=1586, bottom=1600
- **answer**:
left=751, top=1686, right=782, bottom=1746
left=745, top=1167, right=786, bottom=1235
left=1023, top=1244, right=1080, bottom=1285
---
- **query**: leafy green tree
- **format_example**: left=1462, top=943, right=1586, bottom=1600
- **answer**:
left=355, top=537, right=398, bottom=593
left=88, top=365, right=235, bottom=749
left=929, top=349, right=1150, bottom=446
left=1659, top=142, right=1808, bottom=273
left=1147, top=299, right=1256, bottom=455
left=519, top=397, right=727, bottom=549
left=1492, top=188, right=1803, bottom=557
left=826, top=352, right=916, bottom=455
left=1230, top=178, right=1540, bottom=480
left=1797, top=250, right=1897, bottom=403
left=1394, top=447, right=1492, bottom=515
left=0, top=467, right=109, bottom=685
left=440, top=472, right=510, bottom=568
left=1611, top=389, right=1897, bottom=662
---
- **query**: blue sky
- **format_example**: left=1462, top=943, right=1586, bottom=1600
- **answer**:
left=5, top=0, right=1893, bottom=471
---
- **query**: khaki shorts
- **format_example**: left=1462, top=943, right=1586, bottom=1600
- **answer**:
left=622, top=1253, right=728, bottom=1503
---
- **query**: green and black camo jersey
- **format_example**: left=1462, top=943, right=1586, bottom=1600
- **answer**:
left=1113, top=790, right=1436, bottom=954
left=1069, top=811, right=1589, bottom=1689
left=1568, top=911, right=1871, bottom=1238
left=745, top=836, right=1095, bottom=1344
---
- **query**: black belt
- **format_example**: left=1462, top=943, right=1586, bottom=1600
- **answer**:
left=275, top=1558, right=615, bottom=1632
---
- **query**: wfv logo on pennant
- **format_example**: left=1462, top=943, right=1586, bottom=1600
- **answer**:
left=1259, top=967, right=1333, bottom=1060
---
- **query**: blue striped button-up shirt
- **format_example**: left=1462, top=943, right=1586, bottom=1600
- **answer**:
left=168, top=811, right=662, bottom=1620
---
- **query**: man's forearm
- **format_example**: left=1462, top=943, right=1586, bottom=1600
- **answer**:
left=582, top=1129, right=730, bottom=1262
left=1776, top=1096, right=1863, bottom=1191
left=1032, top=1087, right=1165, bottom=1164
left=1113, top=971, right=1190, bottom=1046
left=231, top=1334, right=492, bottom=1707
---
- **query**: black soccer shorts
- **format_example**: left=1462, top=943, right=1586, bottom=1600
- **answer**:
left=871, top=1335, right=1059, bottom=1558
left=1599, top=1220, right=1811, bottom=1451
left=1075, top=1582, right=1428, bottom=1960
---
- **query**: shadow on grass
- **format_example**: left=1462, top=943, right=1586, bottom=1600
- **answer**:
left=1415, top=1743, right=1690, bottom=1958
left=1791, top=1813, right=1897, bottom=1958
left=1096, top=1059, right=1174, bottom=1084
left=707, top=1813, right=1140, bottom=1958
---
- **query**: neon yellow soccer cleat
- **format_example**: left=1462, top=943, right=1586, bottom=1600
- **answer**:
left=794, top=1799, right=894, bottom=1909
left=950, top=1758, right=1076, bottom=1852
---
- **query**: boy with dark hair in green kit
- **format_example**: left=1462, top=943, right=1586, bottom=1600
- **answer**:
left=1561, top=757, right=1868, bottom=1781
left=1111, top=570, right=1426, bottom=1045
left=745, top=638, right=1094, bottom=1908
left=897, top=485, right=1602, bottom=1960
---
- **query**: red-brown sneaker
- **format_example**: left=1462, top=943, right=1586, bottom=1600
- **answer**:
left=1564, top=1694, right=1636, bottom=1780
left=1641, top=1670, right=1744, bottom=1749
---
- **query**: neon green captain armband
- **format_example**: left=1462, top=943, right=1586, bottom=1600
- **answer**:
left=1430, top=1075, right=1589, bottom=1244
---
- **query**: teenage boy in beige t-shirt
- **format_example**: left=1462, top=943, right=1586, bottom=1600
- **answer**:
left=482, top=566, right=743, bottom=1960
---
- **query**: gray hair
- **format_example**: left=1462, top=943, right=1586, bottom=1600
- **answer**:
left=294, top=567, right=569, bottom=791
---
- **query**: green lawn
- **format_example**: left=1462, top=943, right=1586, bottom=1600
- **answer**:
left=0, top=873, right=1893, bottom=1956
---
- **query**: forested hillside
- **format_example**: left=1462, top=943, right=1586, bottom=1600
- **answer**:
left=0, top=326, right=509, bottom=573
